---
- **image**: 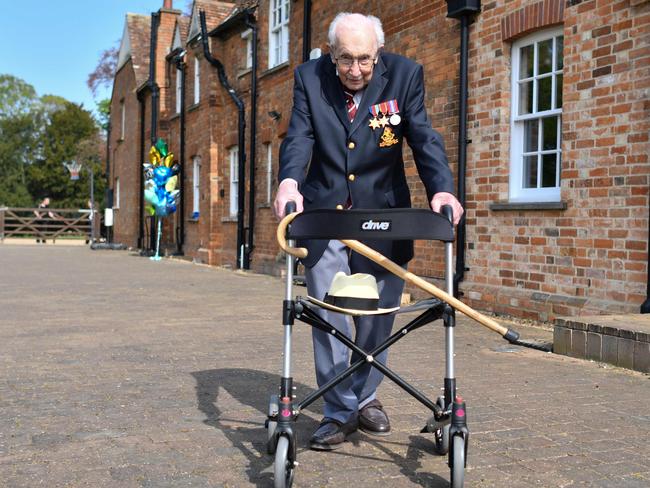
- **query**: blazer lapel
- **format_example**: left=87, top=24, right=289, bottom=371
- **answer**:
left=320, top=59, right=351, bottom=130
left=350, top=55, right=388, bottom=137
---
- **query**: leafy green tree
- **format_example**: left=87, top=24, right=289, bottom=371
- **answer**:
left=27, top=101, right=100, bottom=208
left=0, top=75, right=41, bottom=206
left=95, top=98, right=111, bottom=132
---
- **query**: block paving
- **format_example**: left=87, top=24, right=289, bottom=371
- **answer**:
left=1, top=245, right=649, bottom=487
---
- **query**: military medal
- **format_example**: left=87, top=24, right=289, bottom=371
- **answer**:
left=378, top=114, right=390, bottom=127
left=367, top=104, right=382, bottom=130
left=386, top=99, right=401, bottom=126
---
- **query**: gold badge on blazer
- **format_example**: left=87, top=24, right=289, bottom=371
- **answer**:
left=379, top=127, right=399, bottom=147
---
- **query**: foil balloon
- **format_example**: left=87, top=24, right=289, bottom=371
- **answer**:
left=143, top=138, right=180, bottom=217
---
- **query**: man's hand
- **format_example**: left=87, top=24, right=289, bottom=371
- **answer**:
left=430, top=192, right=464, bottom=225
left=273, top=178, right=304, bottom=220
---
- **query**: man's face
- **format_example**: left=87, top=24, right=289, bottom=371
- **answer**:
left=331, top=24, right=378, bottom=92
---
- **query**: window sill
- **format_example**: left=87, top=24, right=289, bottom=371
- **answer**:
left=170, top=113, right=180, bottom=121
left=260, top=61, right=290, bottom=79
left=187, top=218, right=199, bottom=223
left=490, top=201, right=567, bottom=211
left=221, top=216, right=238, bottom=223
left=188, top=103, right=200, bottom=112
left=238, top=67, right=252, bottom=78
left=258, top=203, right=272, bottom=209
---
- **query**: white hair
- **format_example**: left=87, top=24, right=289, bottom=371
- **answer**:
left=327, top=12, right=385, bottom=49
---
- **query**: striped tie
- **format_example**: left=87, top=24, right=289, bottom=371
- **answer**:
left=344, top=91, right=357, bottom=122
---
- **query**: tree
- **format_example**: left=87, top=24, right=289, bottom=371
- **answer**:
left=87, top=45, right=118, bottom=98
left=0, top=74, right=38, bottom=118
left=27, top=102, right=100, bottom=208
left=0, top=75, right=41, bottom=206
left=95, top=98, right=111, bottom=132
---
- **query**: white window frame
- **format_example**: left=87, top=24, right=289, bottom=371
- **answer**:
left=120, top=100, right=125, bottom=140
left=192, top=156, right=201, bottom=216
left=265, top=143, right=273, bottom=205
left=193, top=57, right=200, bottom=105
left=509, top=27, right=564, bottom=203
left=269, top=0, right=290, bottom=68
left=229, top=147, right=239, bottom=217
left=114, top=177, right=120, bottom=209
left=175, top=67, right=182, bottom=114
left=241, top=29, right=253, bottom=70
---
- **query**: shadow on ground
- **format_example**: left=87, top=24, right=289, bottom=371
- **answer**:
left=192, top=368, right=449, bottom=487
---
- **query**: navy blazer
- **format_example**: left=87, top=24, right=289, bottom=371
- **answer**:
left=279, top=52, right=454, bottom=268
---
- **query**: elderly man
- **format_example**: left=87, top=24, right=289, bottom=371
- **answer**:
left=274, top=12, right=463, bottom=450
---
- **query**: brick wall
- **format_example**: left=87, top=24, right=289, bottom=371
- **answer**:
left=110, top=0, right=650, bottom=322
left=460, top=0, right=649, bottom=321
left=110, top=60, right=141, bottom=248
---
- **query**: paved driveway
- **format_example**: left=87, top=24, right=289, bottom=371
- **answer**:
left=1, top=246, right=648, bottom=487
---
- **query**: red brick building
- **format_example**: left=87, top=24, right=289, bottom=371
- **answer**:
left=108, top=0, right=650, bottom=322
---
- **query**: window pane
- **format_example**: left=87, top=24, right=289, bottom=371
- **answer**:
left=556, top=36, right=564, bottom=70
left=556, top=73, right=563, bottom=109
left=519, top=44, right=534, bottom=79
left=523, top=155, right=538, bottom=188
left=537, top=76, right=552, bottom=112
left=542, top=116, right=558, bottom=150
left=519, top=80, right=533, bottom=115
left=541, top=153, right=557, bottom=188
left=538, top=39, right=553, bottom=75
left=524, top=119, right=539, bottom=152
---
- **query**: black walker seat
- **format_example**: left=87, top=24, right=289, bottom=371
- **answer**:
left=268, top=207, right=469, bottom=488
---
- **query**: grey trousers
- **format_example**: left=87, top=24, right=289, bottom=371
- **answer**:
left=305, top=239, right=405, bottom=424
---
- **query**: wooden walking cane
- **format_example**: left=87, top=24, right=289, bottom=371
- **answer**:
left=277, top=212, right=520, bottom=342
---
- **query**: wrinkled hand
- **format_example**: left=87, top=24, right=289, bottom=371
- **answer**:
left=273, top=178, right=304, bottom=220
left=430, top=192, right=464, bottom=225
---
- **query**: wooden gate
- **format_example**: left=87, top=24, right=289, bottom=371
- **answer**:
left=0, top=207, right=100, bottom=242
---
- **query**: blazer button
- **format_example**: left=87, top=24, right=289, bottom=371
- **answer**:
left=348, top=174, right=355, bottom=182
left=348, top=141, right=355, bottom=149
left=336, top=204, right=344, bottom=210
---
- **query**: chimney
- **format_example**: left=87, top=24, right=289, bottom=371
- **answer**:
left=163, top=0, right=173, bottom=9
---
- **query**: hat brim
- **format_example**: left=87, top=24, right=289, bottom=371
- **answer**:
left=305, top=296, right=400, bottom=316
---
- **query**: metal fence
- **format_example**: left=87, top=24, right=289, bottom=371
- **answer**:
left=0, top=207, right=100, bottom=243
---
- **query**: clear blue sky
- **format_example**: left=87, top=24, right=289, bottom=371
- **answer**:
left=0, top=0, right=184, bottom=114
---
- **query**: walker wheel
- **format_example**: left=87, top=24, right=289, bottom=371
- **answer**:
left=267, top=395, right=279, bottom=454
left=433, top=396, right=449, bottom=455
left=274, top=435, right=295, bottom=488
left=450, top=435, right=466, bottom=488
left=266, top=419, right=278, bottom=454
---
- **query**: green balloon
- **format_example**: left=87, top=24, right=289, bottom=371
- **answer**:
left=155, top=138, right=168, bottom=157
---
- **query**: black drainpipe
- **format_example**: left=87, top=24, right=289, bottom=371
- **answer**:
left=150, top=12, right=160, bottom=145
left=302, top=0, right=312, bottom=62
left=244, top=11, right=258, bottom=269
left=200, top=10, right=247, bottom=269
left=446, top=1, right=480, bottom=297
left=137, top=92, right=146, bottom=249
left=174, top=52, right=187, bottom=256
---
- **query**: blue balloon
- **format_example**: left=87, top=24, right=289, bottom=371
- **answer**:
left=143, top=158, right=179, bottom=217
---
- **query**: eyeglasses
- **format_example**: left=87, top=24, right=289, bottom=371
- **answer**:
left=335, top=54, right=376, bottom=68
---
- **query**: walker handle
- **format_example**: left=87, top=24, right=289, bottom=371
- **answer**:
left=277, top=203, right=308, bottom=259
left=441, top=204, right=453, bottom=224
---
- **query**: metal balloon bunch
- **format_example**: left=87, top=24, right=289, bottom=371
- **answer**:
left=143, top=138, right=180, bottom=217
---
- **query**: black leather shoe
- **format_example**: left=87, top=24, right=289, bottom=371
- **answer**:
left=309, top=417, right=358, bottom=450
left=359, top=399, right=391, bottom=436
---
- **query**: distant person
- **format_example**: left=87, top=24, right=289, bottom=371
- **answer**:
left=86, top=199, right=94, bottom=244
left=33, top=197, right=55, bottom=244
